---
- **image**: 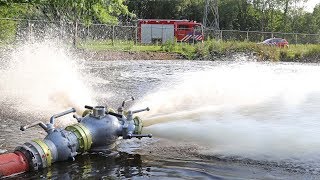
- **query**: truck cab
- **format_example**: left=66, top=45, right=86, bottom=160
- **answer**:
left=176, top=21, right=204, bottom=43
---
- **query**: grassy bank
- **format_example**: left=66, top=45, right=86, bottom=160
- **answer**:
left=79, top=39, right=320, bottom=61
left=199, top=40, right=320, bottom=62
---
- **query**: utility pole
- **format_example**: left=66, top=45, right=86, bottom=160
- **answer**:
left=203, top=0, right=220, bottom=39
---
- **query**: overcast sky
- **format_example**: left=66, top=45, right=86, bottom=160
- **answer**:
left=303, top=0, right=319, bottom=12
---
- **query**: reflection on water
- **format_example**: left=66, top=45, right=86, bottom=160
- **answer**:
left=9, top=145, right=317, bottom=180
left=11, top=152, right=145, bottom=179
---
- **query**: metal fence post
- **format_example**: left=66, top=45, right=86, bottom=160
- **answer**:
left=112, top=25, right=115, bottom=46
left=161, top=25, right=164, bottom=44
left=246, top=30, right=249, bottom=41
left=28, top=20, right=31, bottom=41
left=295, top=34, right=298, bottom=44
left=193, top=27, right=195, bottom=44
left=87, top=24, right=90, bottom=42
left=135, top=25, right=138, bottom=45
left=27, top=20, right=35, bottom=42
left=73, top=21, right=78, bottom=48
left=60, top=20, right=64, bottom=41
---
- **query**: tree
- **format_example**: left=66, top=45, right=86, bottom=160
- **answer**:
left=0, top=0, right=132, bottom=44
left=126, top=0, right=203, bottom=22
left=0, top=3, right=30, bottom=42
left=218, top=0, right=239, bottom=30
left=32, top=0, right=132, bottom=25
left=0, top=0, right=132, bottom=25
left=312, top=4, right=320, bottom=34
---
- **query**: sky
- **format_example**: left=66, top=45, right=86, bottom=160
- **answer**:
left=303, top=0, right=319, bottom=12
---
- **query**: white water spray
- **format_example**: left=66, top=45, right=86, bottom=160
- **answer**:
left=139, top=63, right=320, bottom=164
left=0, top=42, right=95, bottom=125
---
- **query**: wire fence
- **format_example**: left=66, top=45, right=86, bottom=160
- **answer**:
left=205, top=29, right=320, bottom=44
left=0, top=18, right=319, bottom=45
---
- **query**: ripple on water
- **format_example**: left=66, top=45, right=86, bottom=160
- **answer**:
left=2, top=58, right=320, bottom=179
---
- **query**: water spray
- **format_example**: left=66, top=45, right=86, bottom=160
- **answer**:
left=0, top=98, right=152, bottom=178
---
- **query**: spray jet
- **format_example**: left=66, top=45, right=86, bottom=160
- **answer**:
left=0, top=98, right=151, bottom=178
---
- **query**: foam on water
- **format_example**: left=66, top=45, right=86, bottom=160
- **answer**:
left=138, top=62, right=320, bottom=166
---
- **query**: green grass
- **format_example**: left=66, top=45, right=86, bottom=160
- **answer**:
left=200, top=40, right=320, bottom=62
left=0, top=41, right=14, bottom=48
left=260, top=44, right=320, bottom=62
left=78, top=39, right=198, bottom=59
left=78, top=40, right=162, bottom=52
left=77, top=39, right=320, bottom=61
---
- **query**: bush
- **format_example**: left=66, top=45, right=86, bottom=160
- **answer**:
left=161, top=39, right=176, bottom=52
left=279, top=51, right=288, bottom=61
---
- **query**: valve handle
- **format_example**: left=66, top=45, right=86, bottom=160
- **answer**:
left=50, top=108, right=76, bottom=124
left=20, top=121, right=48, bottom=131
left=84, top=105, right=93, bottom=110
left=21, top=108, right=75, bottom=133
left=127, top=134, right=152, bottom=139
left=121, top=96, right=135, bottom=108
left=131, top=107, right=150, bottom=114
left=107, top=111, right=123, bottom=118
left=73, top=114, right=82, bottom=122
left=84, top=105, right=123, bottom=118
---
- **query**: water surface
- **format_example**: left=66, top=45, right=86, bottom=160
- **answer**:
left=1, top=47, right=320, bottom=179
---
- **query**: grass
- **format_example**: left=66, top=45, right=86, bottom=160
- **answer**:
left=253, top=44, right=320, bottom=62
left=0, top=41, right=14, bottom=48
left=78, top=39, right=198, bottom=59
left=78, top=40, right=161, bottom=52
left=75, top=39, right=320, bottom=61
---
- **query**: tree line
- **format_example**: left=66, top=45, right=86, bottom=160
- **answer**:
left=0, top=0, right=319, bottom=41
left=126, top=0, right=320, bottom=34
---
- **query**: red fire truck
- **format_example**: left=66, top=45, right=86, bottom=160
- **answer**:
left=137, top=19, right=204, bottom=44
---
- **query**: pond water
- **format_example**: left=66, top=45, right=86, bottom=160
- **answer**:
left=1, top=44, right=320, bottom=179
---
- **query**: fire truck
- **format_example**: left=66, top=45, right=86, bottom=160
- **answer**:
left=137, top=19, right=204, bottom=44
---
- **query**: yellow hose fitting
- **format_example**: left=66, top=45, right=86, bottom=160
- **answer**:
left=32, top=139, right=52, bottom=167
left=133, top=116, right=143, bottom=134
left=107, top=108, right=116, bottom=113
left=65, top=124, right=92, bottom=153
left=82, top=110, right=92, bottom=117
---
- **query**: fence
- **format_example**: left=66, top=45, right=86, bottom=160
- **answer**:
left=0, top=18, right=319, bottom=45
left=205, top=29, right=320, bottom=44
